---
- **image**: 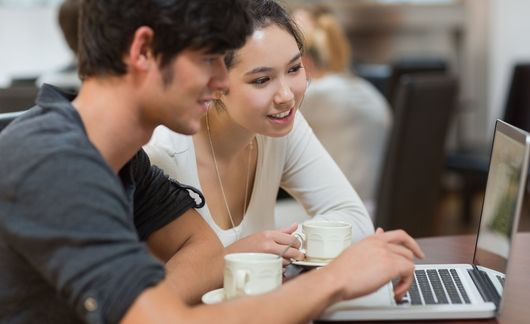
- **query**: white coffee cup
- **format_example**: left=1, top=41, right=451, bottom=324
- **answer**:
left=297, top=220, right=352, bottom=262
left=223, top=253, right=282, bottom=300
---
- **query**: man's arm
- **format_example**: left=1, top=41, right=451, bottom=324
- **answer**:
left=123, top=230, right=422, bottom=324
left=147, top=208, right=225, bottom=304
left=121, top=266, right=340, bottom=324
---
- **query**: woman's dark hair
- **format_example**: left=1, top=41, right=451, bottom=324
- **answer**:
left=211, top=0, right=303, bottom=110
left=78, top=0, right=253, bottom=80
left=224, top=0, right=304, bottom=69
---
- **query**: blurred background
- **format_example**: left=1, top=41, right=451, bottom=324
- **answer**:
left=1, top=0, right=529, bottom=237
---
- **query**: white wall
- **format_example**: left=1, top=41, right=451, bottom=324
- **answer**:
left=453, top=0, right=490, bottom=147
left=0, top=6, right=71, bottom=87
left=488, top=0, right=530, bottom=134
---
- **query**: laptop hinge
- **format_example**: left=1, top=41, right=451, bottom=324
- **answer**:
left=468, top=266, right=501, bottom=308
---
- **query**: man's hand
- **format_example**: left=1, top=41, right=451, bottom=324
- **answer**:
left=324, top=229, right=424, bottom=302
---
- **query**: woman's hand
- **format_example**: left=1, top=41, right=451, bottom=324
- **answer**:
left=226, top=223, right=305, bottom=265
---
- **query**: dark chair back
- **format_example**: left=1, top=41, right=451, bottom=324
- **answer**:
left=387, top=58, right=447, bottom=107
left=0, top=85, right=38, bottom=114
left=0, top=111, right=26, bottom=132
left=444, top=63, right=530, bottom=224
left=503, top=63, right=530, bottom=132
left=375, top=74, right=458, bottom=237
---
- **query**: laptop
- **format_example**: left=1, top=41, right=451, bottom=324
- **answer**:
left=320, top=120, right=530, bottom=321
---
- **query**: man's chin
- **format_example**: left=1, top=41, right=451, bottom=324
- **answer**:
left=170, top=122, right=201, bottom=135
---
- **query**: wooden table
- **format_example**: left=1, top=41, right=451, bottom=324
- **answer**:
left=318, top=232, right=530, bottom=324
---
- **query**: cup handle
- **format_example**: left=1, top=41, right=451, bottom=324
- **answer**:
left=235, top=269, right=250, bottom=296
left=294, top=232, right=305, bottom=250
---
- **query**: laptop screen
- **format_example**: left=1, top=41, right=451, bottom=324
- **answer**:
left=473, top=120, right=530, bottom=273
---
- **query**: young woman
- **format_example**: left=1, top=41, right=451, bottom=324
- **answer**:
left=144, top=0, right=373, bottom=263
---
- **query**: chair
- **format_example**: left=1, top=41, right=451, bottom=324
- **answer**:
left=0, top=85, right=38, bottom=114
left=386, top=58, right=448, bottom=107
left=446, top=63, right=530, bottom=223
left=353, top=63, right=391, bottom=98
left=504, top=63, right=530, bottom=132
left=0, top=111, right=26, bottom=132
left=375, top=74, right=458, bottom=238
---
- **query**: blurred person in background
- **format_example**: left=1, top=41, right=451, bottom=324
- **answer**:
left=36, top=0, right=82, bottom=91
left=294, top=5, right=392, bottom=217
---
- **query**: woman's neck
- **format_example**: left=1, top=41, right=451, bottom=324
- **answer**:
left=197, top=109, right=256, bottom=161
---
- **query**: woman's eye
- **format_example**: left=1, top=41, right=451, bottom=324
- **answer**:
left=251, top=77, right=270, bottom=86
left=288, top=64, right=303, bottom=74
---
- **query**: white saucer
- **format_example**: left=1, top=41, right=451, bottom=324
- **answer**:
left=201, top=288, right=225, bottom=304
left=291, top=259, right=330, bottom=268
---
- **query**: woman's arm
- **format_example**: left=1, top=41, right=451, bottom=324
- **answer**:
left=280, top=112, right=374, bottom=241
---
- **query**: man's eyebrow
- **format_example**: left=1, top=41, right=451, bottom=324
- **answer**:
left=244, top=53, right=302, bottom=76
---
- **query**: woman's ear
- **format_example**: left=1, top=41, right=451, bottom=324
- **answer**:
left=127, top=26, right=155, bottom=72
left=302, top=55, right=316, bottom=80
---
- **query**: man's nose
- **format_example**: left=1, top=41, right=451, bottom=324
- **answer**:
left=209, top=58, right=229, bottom=94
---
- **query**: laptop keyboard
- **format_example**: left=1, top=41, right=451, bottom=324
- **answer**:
left=496, top=275, right=505, bottom=287
left=406, top=269, right=471, bottom=305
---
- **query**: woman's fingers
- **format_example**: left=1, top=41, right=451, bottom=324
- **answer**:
left=282, top=257, right=295, bottom=266
left=280, top=246, right=305, bottom=261
left=256, top=230, right=304, bottom=259
left=269, top=230, right=302, bottom=250
left=279, top=223, right=299, bottom=235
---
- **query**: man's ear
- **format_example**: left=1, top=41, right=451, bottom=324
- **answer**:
left=127, top=26, right=155, bottom=72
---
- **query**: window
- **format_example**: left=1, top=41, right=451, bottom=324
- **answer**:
left=0, top=0, right=62, bottom=7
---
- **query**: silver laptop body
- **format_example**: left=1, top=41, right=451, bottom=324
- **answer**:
left=321, top=120, right=530, bottom=321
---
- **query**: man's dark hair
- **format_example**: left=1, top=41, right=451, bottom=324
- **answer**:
left=78, top=0, right=252, bottom=80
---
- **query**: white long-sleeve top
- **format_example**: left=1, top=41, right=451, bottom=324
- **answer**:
left=302, top=74, right=392, bottom=206
left=144, top=112, right=374, bottom=247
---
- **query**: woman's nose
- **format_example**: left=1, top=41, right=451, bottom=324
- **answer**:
left=274, top=80, right=295, bottom=105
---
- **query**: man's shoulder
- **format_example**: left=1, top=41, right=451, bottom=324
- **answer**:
left=2, top=104, right=89, bottom=152
left=0, top=105, right=103, bottom=188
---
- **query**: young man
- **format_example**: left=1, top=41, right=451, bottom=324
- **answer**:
left=0, top=0, right=423, bottom=323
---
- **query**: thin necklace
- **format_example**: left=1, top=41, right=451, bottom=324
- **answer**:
left=205, top=112, right=253, bottom=240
